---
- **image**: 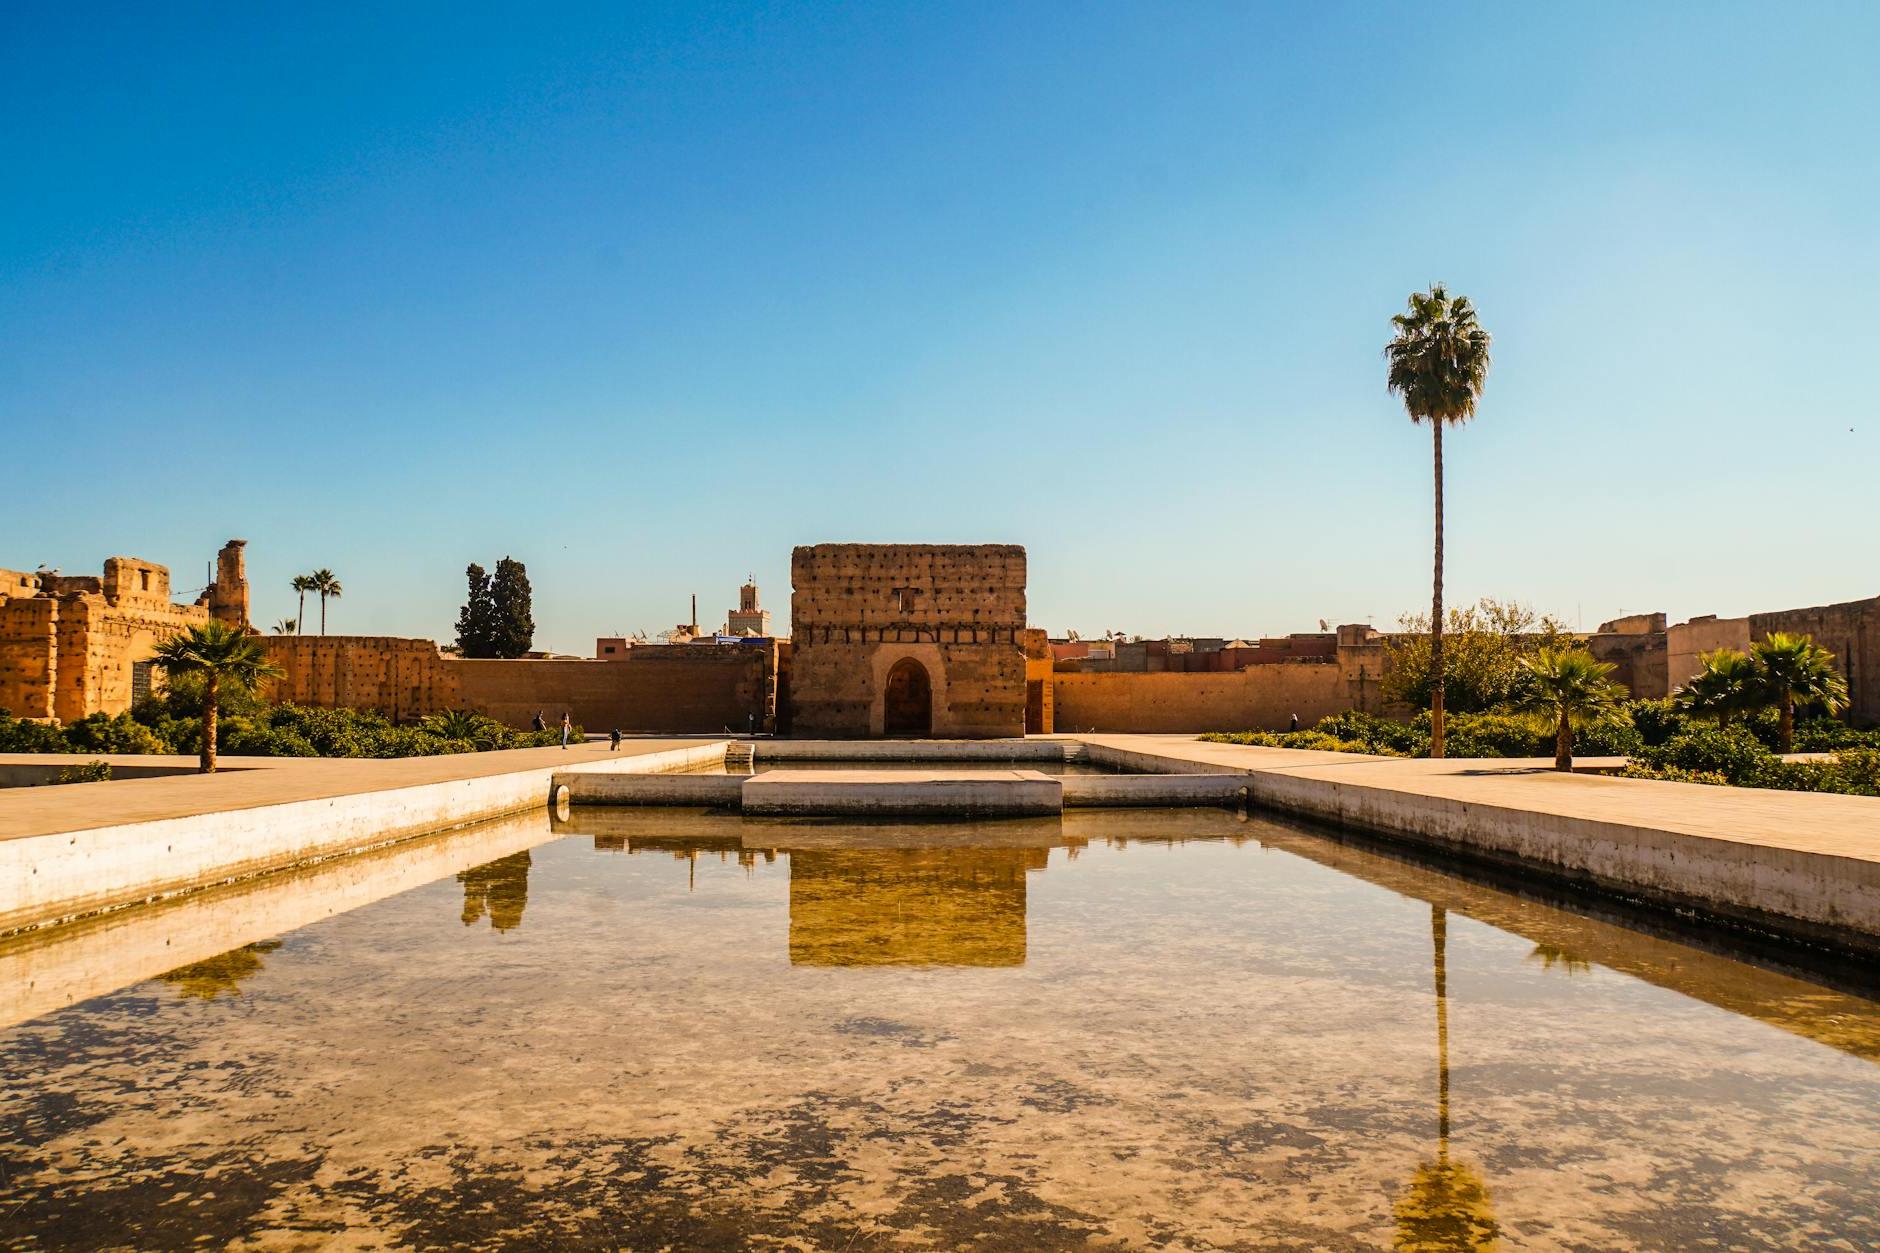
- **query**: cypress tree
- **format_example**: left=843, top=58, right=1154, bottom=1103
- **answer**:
left=488, top=557, right=535, bottom=659
left=455, top=563, right=495, bottom=658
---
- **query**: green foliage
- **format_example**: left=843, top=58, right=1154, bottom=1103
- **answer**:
left=0, top=699, right=566, bottom=761
left=456, top=556, right=535, bottom=658
left=60, top=712, right=168, bottom=755
left=1633, top=726, right=1773, bottom=785
left=1794, top=718, right=1880, bottom=752
left=1627, top=699, right=1686, bottom=747
left=1385, top=283, right=1493, bottom=428
left=53, top=760, right=112, bottom=784
left=1673, top=648, right=1763, bottom=727
left=1751, top=632, right=1850, bottom=752
left=1384, top=599, right=1573, bottom=714
left=1311, top=710, right=1426, bottom=755
left=0, top=712, right=71, bottom=753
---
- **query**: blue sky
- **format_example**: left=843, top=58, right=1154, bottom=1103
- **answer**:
left=4, top=3, right=1875, bottom=652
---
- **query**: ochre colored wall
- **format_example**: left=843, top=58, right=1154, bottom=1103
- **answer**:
left=1051, top=664, right=1351, bottom=734
left=789, top=544, right=1028, bottom=738
left=1752, top=596, right=1880, bottom=726
left=455, top=647, right=771, bottom=733
left=260, top=636, right=774, bottom=732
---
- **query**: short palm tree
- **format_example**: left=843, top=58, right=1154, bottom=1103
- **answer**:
left=1751, top=633, right=1848, bottom=753
left=1674, top=648, right=1762, bottom=731
left=150, top=621, right=284, bottom=773
left=1519, top=646, right=1626, bottom=771
left=1386, top=285, right=1492, bottom=759
left=290, top=574, right=316, bottom=634
left=421, top=709, right=488, bottom=745
left=271, top=618, right=297, bottom=635
left=310, top=569, right=343, bottom=635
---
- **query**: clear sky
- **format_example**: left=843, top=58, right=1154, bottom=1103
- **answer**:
left=5, top=3, right=1875, bottom=652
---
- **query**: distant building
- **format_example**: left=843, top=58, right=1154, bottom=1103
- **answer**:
left=726, top=579, right=772, bottom=637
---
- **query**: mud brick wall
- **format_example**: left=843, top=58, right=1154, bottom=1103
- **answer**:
left=789, top=544, right=1028, bottom=738
left=455, top=645, right=772, bottom=733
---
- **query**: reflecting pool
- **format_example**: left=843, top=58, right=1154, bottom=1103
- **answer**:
left=3, top=807, right=1877, bottom=1248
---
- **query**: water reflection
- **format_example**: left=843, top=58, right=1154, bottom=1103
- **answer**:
left=457, top=851, right=531, bottom=932
left=788, top=848, right=1044, bottom=967
left=1394, top=906, right=1499, bottom=1250
left=156, top=940, right=284, bottom=1001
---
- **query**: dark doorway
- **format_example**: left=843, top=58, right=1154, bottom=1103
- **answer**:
left=883, top=658, right=933, bottom=736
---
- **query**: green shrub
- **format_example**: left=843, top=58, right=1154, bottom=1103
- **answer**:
left=1618, top=762, right=1729, bottom=786
left=1440, top=712, right=1546, bottom=758
left=1574, top=711, right=1645, bottom=758
left=53, top=760, right=112, bottom=784
left=1634, top=726, right=1774, bottom=786
left=0, top=713, right=71, bottom=753
left=1628, top=699, right=1687, bottom=747
left=62, top=712, right=168, bottom=755
left=1310, top=711, right=1424, bottom=755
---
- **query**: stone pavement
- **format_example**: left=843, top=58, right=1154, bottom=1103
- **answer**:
left=1076, top=735, right=1880, bottom=862
left=0, top=738, right=717, bottom=842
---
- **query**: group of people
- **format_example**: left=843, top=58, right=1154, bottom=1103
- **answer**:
left=530, top=710, right=624, bottom=751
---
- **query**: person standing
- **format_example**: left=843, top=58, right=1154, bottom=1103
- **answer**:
left=1289, top=713, right=1300, bottom=733
left=531, top=710, right=545, bottom=733
left=560, top=711, right=572, bottom=749
left=609, top=727, right=621, bottom=751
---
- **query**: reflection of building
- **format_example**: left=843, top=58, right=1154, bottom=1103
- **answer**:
left=787, top=848, right=1045, bottom=967
left=727, top=580, right=771, bottom=637
left=458, top=851, right=532, bottom=932
left=789, top=544, right=1028, bottom=738
left=0, top=539, right=250, bottom=721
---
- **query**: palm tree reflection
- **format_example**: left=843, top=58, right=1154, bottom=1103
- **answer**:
left=1394, top=905, right=1499, bottom=1250
left=458, top=851, right=532, bottom=932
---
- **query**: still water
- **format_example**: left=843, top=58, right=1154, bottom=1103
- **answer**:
left=2, top=807, right=1877, bottom=1249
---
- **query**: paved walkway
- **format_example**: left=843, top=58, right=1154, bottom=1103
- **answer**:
left=0, top=738, right=718, bottom=841
left=1078, top=735, right=1880, bottom=864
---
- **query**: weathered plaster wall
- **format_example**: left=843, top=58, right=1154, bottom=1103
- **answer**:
left=1664, top=616, right=1753, bottom=696
left=1753, top=596, right=1880, bottom=726
left=789, top=544, right=1028, bottom=738
left=259, top=636, right=774, bottom=732
left=1052, top=663, right=1352, bottom=734
left=0, top=544, right=245, bottom=722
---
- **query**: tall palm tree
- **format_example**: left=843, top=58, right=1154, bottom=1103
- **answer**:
left=1520, top=645, right=1627, bottom=772
left=290, top=574, right=316, bottom=635
left=150, top=621, right=283, bottom=773
left=1386, top=285, right=1492, bottom=759
left=310, top=569, right=343, bottom=635
left=1673, top=648, right=1762, bottom=731
left=1751, top=633, right=1848, bottom=753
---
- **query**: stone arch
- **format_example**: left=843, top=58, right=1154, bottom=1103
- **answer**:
left=882, top=657, right=933, bottom=736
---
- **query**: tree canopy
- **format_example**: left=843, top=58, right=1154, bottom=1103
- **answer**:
left=455, top=557, right=534, bottom=659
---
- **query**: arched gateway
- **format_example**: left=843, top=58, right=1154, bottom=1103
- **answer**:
left=882, top=657, right=933, bottom=736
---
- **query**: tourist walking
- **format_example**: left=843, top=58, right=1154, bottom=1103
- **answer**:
left=1289, top=713, right=1299, bottom=733
left=560, top=712, right=572, bottom=749
left=531, top=710, right=545, bottom=733
left=609, top=727, right=621, bottom=751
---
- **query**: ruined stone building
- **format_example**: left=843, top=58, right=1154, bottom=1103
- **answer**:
left=788, top=544, right=1029, bottom=738
left=0, top=540, right=250, bottom=721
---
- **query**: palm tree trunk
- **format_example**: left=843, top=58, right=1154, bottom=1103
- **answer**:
left=1780, top=693, right=1794, bottom=754
left=296, top=589, right=306, bottom=635
left=1430, top=420, right=1446, bottom=758
left=201, top=675, right=219, bottom=774
left=1432, top=904, right=1449, bottom=1161
left=320, top=594, right=328, bottom=636
left=1555, top=708, right=1572, bottom=772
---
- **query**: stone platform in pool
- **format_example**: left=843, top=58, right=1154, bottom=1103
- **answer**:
left=560, top=763, right=1250, bottom=816
left=552, top=740, right=1253, bottom=816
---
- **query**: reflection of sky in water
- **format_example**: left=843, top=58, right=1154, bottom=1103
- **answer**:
left=2, top=807, right=1877, bottom=1249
